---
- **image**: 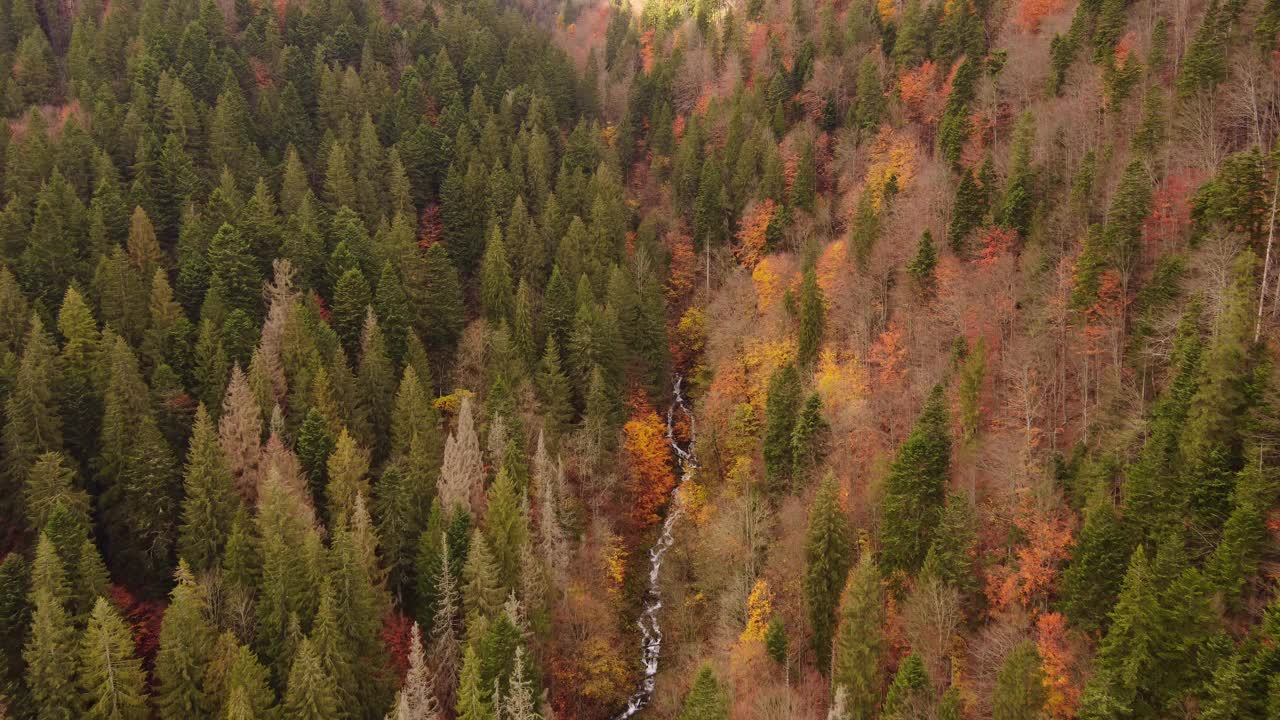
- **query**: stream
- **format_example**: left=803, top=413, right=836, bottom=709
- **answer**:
left=612, top=375, right=697, bottom=720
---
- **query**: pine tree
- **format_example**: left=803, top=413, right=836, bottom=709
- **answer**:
left=832, top=551, right=884, bottom=720
left=155, top=562, right=216, bottom=720
left=463, top=530, right=505, bottom=622
left=56, top=286, right=101, bottom=467
left=430, top=538, right=463, bottom=707
left=796, top=269, right=825, bottom=369
left=484, top=467, right=529, bottom=590
left=880, top=386, right=951, bottom=575
left=993, top=641, right=1047, bottom=720
left=282, top=638, right=338, bottom=720
left=24, top=535, right=78, bottom=720
left=1205, top=449, right=1274, bottom=601
left=763, top=364, right=801, bottom=493
left=79, top=597, right=149, bottom=720
left=790, top=137, right=817, bottom=213
left=678, top=663, right=729, bottom=720
left=179, top=404, right=240, bottom=571
left=804, top=474, right=852, bottom=674
left=1178, top=0, right=1227, bottom=98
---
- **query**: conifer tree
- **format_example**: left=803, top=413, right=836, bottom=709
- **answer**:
left=23, top=451, right=90, bottom=537
left=207, top=223, right=261, bottom=322
left=880, top=386, right=951, bottom=575
left=24, top=535, right=78, bottom=720
left=325, top=428, right=371, bottom=528
left=948, top=169, right=985, bottom=253
left=804, top=474, right=852, bottom=674
left=282, top=638, right=338, bottom=720
left=79, top=597, right=149, bottom=720
left=907, top=230, right=938, bottom=293
left=4, top=315, right=63, bottom=492
left=392, top=622, right=442, bottom=720
left=56, top=286, right=101, bottom=466
left=1061, top=477, right=1132, bottom=631
left=678, top=663, right=729, bottom=720
left=455, top=645, right=493, bottom=720
left=358, top=310, right=396, bottom=454
left=484, top=467, right=529, bottom=590
left=219, top=366, right=263, bottom=503
left=993, top=641, right=1047, bottom=720
left=179, top=404, right=239, bottom=571
left=536, top=338, right=574, bottom=439
left=796, top=269, right=825, bottom=369
left=439, top=397, right=485, bottom=516
left=224, top=643, right=277, bottom=720
left=763, top=364, right=801, bottom=492
left=832, top=551, right=884, bottom=720
left=155, top=562, right=216, bottom=720
left=332, top=268, right=372, bottom=359
left=420, top=243, right=465, bottom=355
left=480, top=227, right=515, bottom=324
left=463, top=531, right=505, bottom=623
left=882, top=652, right=929, bottom=719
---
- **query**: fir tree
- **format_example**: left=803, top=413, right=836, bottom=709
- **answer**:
left=455, top=645, right=493, bottom=720
left=419, top=243, right=465, bottom=356
left=804, top=474, right=852, bottom=674
left=882, top=652, right=929, bottom=719
left=796, top=269, right=825, bottom=369
left=907, top=230, right=938, bottom=293
left=24, top=535, right=78, bottom=720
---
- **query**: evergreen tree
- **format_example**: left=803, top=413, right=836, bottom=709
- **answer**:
left=763, top=364, right=801, bottom=492
left=455, top=645, right=492, bottom=720
left=155, top=562, right=216, bottom=720
left=678, top=663, right=729, bottom=720
left=796, top=269, right=824, bottom=369
left=907, top=230, right=938, bottom=293
left=882, top=652, right=929, bottom=719
left=79, top=597, right=149, bottom=720
left=880, top=386, right=951, bottom=575
left=332, top=268, right=372, bottom=359
left=24, top=535, right=78, bottom=720
left=282, top=638, right=338, bottom=720
left=993, top=641, right=1047, bottom=720
left=1061, top=476, right=1132, bottom=631
left=948, top=169, right=985, bottom=253
left=480, top=227, right=515, bottom=324
left=419, top=243, right=465, bottom=356
left=804, top=474, right=852, bottom=674
left=178, top=404, right=239, bottom=572
left=4, top=316, right=63, bottom=495
left=832, top=551, right=884, bottom=720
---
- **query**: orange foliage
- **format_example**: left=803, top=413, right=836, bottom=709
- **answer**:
left=1036, top=612, right=1083, bottom=719
left=622, top=398, right=676, bottom=531
left=640, top=30, right=656, bottom=74
left=672, top=114, right=687, bottom=140
left=1114, top=32, right=1136, bottom=68
left=868, top=323, right=907, bottom=387
left=816, top=240, right=846, bottom=299
left=1014, top=0, right=1068, bottom=33
left=664, top=227, right=697, bottom=306
left=735, top=199, right=777, bottom=268
left=1081, top=270, right=1128, bottom=358
left=973, top=225, right=1017, bottom=269
left=984, top=492, right=1075, bottom=614
left=1143, top=170, right=1200, bottom=253
left=898, top=61, right=941, bottom=124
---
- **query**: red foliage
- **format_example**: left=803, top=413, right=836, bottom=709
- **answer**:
left=621, top=394, right=676, bottom=531
left=108, top=585, right=166, bottom=675
left=1143, top=170, right=1200, bottom=253
left=418, top=204, right=444, bottom=250
left=898, top=61, right=940, bottom=124
left=1014, top=0, right=1069, bottom=34
left=381, top=610, right=414, bottom=682
left=1081, top=270, right=1128, bottom=358
left=868, top=322, right=907, bottom=387
left=311, top=290, right=332, bottom=324
left=250, top=58, right=273, bottom=89
left=640, top=30, right=656, bottom=74
left=973, top=226, right=1017, bottom=269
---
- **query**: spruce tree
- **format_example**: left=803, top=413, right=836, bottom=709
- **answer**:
left=24, top=535, right=78, bottom=720
left=796, top=269, right=825, bottom=369
left=832, top=551, right=884, bottom=720
left=79, top=597, right=149, bottom=720
left=420, top=243, right=466, bottom=356
left=155, top=562, right=216, bottom=720
left=880, top=386, right=951, bottom=575
left=455, top=645, right=493, bottom=720
left=993, top=641, right=1048, bottom=720
left=480, top=227, right=515, bottom=324
left=882, top=652, right=929, bottom=719
left=178, top=404, right=239, bottom=572
left=763, top=364, right=801, bottom=492
left=282, top=637, right=338, bottom=720
left=804, top=474, right=852, bottom=674
left=678, top=663, right=730, bottom=720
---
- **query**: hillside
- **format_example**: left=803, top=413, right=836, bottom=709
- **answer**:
left=0, top=0, right=1279, bottom=717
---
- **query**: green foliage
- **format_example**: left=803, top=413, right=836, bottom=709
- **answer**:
left=804, top=474, right=852, bottom=674
left=678, top=663, right=730, bottom=720
left=832, top=552, right=884, bottom=720
left=993, top=641, right=1048, bottom=720
left=880, top=386, right=951, bottom=575
left=763, top=364, right=802, bottom=492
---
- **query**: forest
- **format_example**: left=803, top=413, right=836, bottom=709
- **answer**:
left=0, top=0, right=1279, bottom=716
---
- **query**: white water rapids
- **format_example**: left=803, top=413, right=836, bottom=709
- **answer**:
left=612, top=375, right=697, bottom=720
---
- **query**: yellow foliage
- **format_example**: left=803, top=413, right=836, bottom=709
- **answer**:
left=727, top=454, right=755, bottom=490
left=817, top=240, right=846, bottom=299
left=432, top=389, right=475, bottom=417
left=815, top=349, right=868, bottom=411
left=603, top=533, right=627, bottom=599
left=741, top=337, right=796, bottom=406
left=578, top=636, right=631, bottom=702
left=751, top=256, right=786, bottom=314
left=739, top=579, right=773, bottom=643
left=677, top=476, right=710, bottom=525
left=677, top=307, right=706, bottom=354
left=878, top=0, right=898, bottom=22
left=864, top=126, right=917, bottom=211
